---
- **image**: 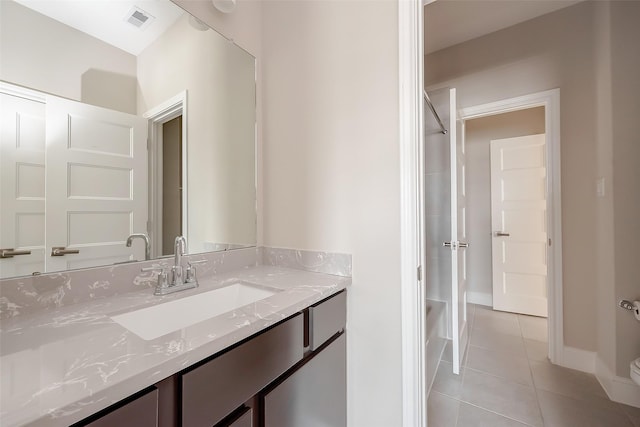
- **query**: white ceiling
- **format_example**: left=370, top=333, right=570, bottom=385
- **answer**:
left=425, top=0, right=584, bottom=54
left=14, top=0, right=185, bottom=56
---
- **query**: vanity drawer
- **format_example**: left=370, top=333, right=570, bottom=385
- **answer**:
left=79, top=387, right=158, bottom=427
left=181, top=314, right=303, bottom=427
left=309, top=290, right=346, bottom=350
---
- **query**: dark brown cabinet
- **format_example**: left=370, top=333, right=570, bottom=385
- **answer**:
left=73, top=387, right=158, bottom=427
left=74, top=290, right=346, bottom=427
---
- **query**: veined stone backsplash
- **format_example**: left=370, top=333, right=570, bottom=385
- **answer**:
left=0, top=247, right=351, bottom=320
left=260, top=247, right=352, bottom=278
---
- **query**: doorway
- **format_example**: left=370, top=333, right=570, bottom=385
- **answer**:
left=145, top=91, right=188, bottom=258
left=459, top=89, right=563, bottom=365
left=161, top=116, right=183, bottom=256
left=463, top=107, right=547, bottom=317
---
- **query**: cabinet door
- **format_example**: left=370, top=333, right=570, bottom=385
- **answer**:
left=182, top=315, right=303, bottom=427
left=80, top=388, right=158, bottom=427
left=263, top=333, right=346, bottom=427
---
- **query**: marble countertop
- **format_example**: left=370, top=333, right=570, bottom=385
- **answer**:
left=0, top=266, right=349, bottom=427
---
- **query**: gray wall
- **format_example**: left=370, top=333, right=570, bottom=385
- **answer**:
left=609, top=1, right=640, bottom=379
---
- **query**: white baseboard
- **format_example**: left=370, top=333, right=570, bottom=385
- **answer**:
left=560, top=346, right=596, bottom=373
left=558, top=348, right=640, bottom=408
left=596, top=356, right=640, bottom=408
left=467, top=291, right=492, bottom=307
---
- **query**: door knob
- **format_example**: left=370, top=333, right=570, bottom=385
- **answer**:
left=443, top=241, right=469, bottom=249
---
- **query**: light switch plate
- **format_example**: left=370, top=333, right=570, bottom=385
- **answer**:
left=596, top=177, right=605, bottom=197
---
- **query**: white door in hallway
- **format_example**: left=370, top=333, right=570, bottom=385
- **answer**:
left=490, top=134, right=548, bottom=317
left=424, top=87, right=469, bottom=375
left=45, top=96, right=148, bottom=272
left=453, top=116, right=469, bottom=372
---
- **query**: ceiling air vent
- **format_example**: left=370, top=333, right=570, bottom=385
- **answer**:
left=124, top=6, right=155, bottom=30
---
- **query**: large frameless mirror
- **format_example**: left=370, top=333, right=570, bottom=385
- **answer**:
left=0, top=0, right=257, bottom=279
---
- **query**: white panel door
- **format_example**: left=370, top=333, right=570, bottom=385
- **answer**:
left=446, top=89, right=468, bottom=375
left=424, top=87, right=468, bottom=375
left=45, top=96, right=148, bottom=272
left=0, top=92, right=46, bottom=277
left=490, top=134, right=548, bottom=317
left=453, top=115, right=469, bottom=373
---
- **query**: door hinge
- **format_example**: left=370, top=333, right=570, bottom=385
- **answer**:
left=146, top=220, right=152, bottom=233
left=147, top=138, right=151, bottom=150
left=417, top=265, right=422, bottom=282
left=548, top=238, right=552, bottom=247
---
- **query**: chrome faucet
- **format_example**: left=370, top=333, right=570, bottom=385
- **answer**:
left=126, top=233, right=151, bottom=260
left=173, top=236, right=187, bottom=286
left=142, top=235, right=206, bottom=296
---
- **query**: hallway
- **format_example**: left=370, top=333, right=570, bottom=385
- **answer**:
left=428, top=305, right=640, bottom=426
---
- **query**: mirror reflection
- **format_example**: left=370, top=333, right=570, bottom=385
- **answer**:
left=0, top=0, right=257, bottom=279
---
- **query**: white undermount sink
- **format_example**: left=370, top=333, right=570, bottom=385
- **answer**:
left=111, top=282, right=278, bottom=340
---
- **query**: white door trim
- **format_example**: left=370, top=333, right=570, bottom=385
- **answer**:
left=0, top=81, right=46, bottom=103
left=458, top=89, right=563, bottom=365
left=399, top=0, right=426, bottom=426
left=144, top=91, right=188, bottom=258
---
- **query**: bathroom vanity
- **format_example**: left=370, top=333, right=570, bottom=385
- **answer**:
left=76, top=290, right=346, bottom=427
left=0, top=253, right=350, bottom=427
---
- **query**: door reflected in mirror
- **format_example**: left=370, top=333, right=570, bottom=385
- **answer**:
left=0, top=0, right=257, bottom=279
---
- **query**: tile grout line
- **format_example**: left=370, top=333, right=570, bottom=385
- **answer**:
left=434, top=389, right=536, bottom=427
left=462, top=365, right=533, bottom=387
left=458, top=400, right=538, bottom=427
left=454, top=308, right=538, bottom=427
left=454, top=304, right=474, bottom=427
left=519, top=314, right=547, bottom=427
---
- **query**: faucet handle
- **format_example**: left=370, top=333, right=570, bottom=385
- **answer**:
left=141, top=266, right=169, bottom=289
left=186, top=260, right=207, bottom=284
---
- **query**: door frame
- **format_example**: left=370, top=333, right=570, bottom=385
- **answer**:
left=144, top=91, right=188, bottom=258
left=458, top=89, right=563, bottom=365
left=399, top=0, right=426, bottom=426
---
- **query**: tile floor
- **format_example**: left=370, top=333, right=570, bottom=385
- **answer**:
left=428, top=304, right=640, bottom=427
